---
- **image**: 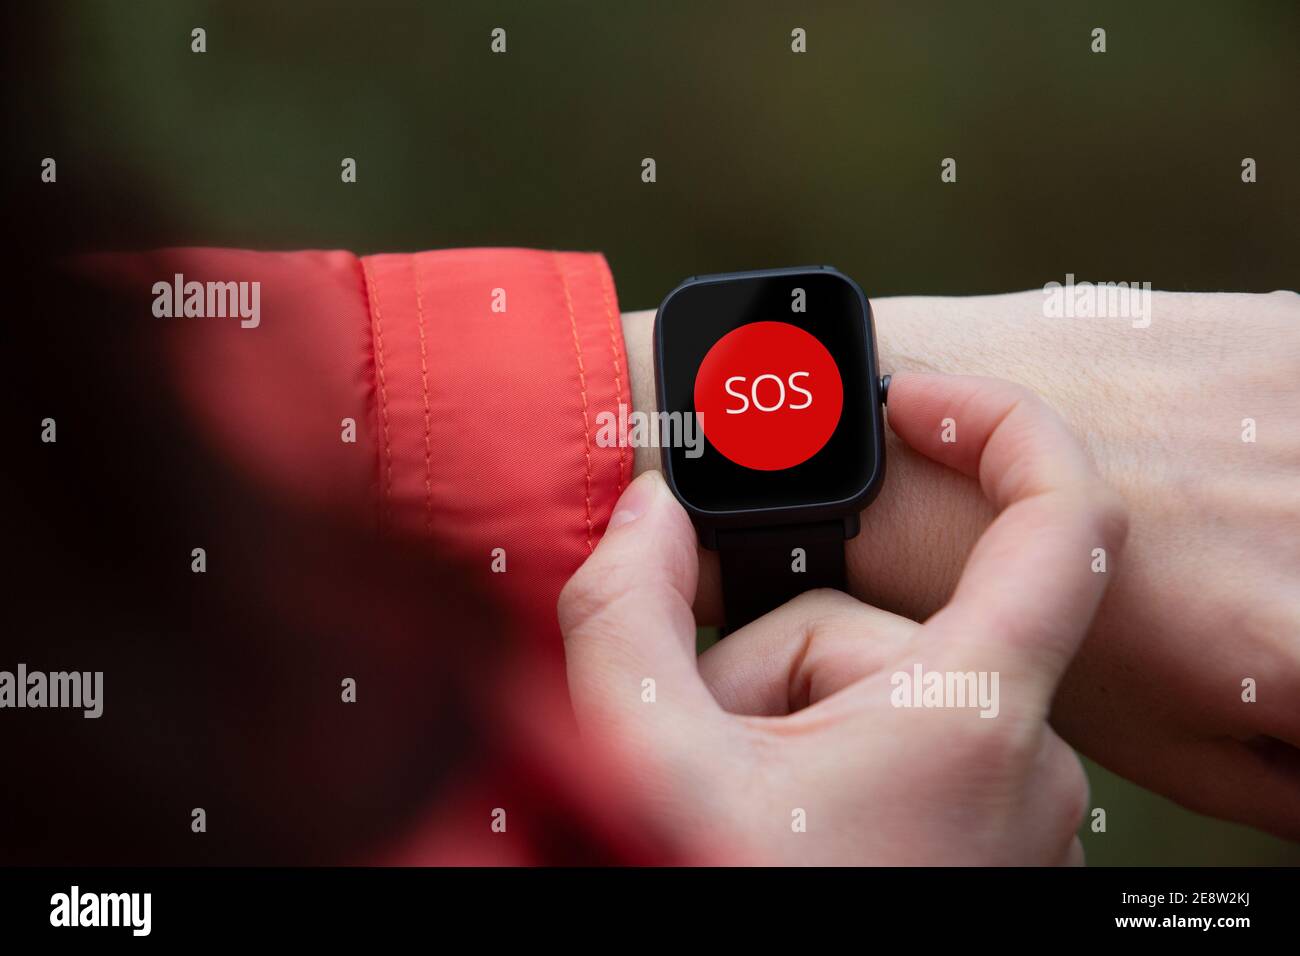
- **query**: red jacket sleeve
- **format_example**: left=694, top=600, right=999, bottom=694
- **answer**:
left=360, top=248, right=632, bottom=643
left=82, top=246, right=632, bottom=648
left=68, top=246, right=691, bottom=865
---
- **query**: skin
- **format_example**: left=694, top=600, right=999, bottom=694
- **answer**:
left=619, top=289, right=1300, bottom=842
left=560, top=373, right=1127, bottom=864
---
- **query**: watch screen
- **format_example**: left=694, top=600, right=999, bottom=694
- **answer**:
left=657, top=269, right=880, bottom=515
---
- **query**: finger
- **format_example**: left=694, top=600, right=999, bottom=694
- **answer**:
left=1064, top=837, right=1086, bottom=867
left=697, top=589, right=918, bottom=715
left=558, top=471, right=718, bottom=740
left=1141, top=735, right=1300, bottom=842
left=1040, top=731, right=1091, bottom=864
left=1204, top=736, right=1300, bottom=842
left=885, top=373, right=1129, bottom=712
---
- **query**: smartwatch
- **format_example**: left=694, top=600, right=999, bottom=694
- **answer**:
left=653, top=266, right=888, bottom=632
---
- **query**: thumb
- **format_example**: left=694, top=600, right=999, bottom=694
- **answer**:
left=558, top=470, right=718, bottom=741
left=699, top=589, right=919, bottom=716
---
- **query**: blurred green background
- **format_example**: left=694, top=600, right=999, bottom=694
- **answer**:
left=12, top=0, right=1298, bottom=864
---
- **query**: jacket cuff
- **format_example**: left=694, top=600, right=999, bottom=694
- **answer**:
left=359, top=248, right=631, bottom=639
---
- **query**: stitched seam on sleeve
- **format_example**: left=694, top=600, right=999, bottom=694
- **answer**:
left=554, top=252, right=595, bottom=554
left=412, top=255, right=433, bottom=535
left=361, top=258, right=394, bottom=520
left=597, top=257, right=627, bottom=493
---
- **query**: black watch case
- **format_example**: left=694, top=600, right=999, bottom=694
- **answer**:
left=653, top=265, right=887, bottom=548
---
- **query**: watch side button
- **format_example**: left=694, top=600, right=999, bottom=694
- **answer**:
left=879, top=374, right=891, bottom=405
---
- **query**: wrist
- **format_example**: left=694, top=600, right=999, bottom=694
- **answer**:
left=621, top=300, right=988, bottom=627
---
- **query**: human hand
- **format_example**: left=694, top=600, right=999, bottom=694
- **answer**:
left=867, top=290, right=1300, bottom=839
left=559, top=373, right=1127, bottom=864
left=621, top=288, right=1300, bottom=840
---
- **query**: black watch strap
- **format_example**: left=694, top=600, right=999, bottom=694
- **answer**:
left=716, top=520, right=848, bottom=633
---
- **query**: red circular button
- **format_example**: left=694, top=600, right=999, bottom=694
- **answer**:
left=693, top=321, right=843, bottom=471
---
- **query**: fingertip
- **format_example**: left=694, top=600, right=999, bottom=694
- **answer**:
left=605, top=470, right=696, bottom=555
left=886, top=373, right=1039, bottom=476
left=607, top=469, right=665, bottom=530
left=564, top=468, right=699, bottom=632
left=1089, top=483, right=1131, bottom=558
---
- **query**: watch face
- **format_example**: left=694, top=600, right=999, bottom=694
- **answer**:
left=655, top=268, right=884, bottom=523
